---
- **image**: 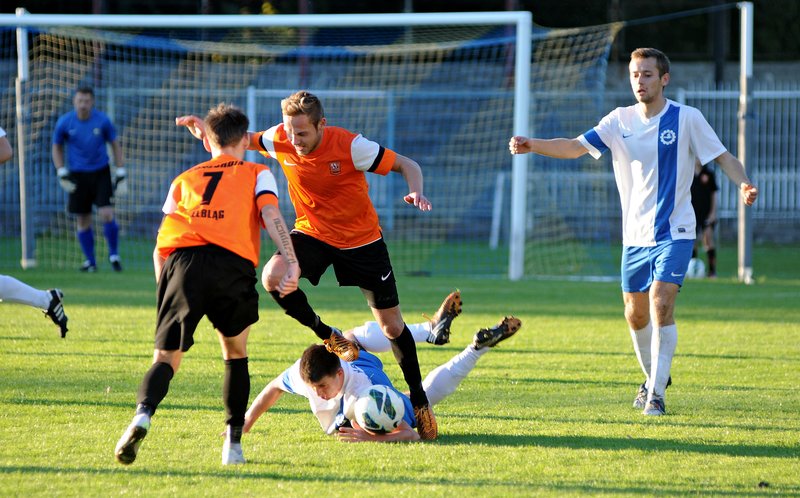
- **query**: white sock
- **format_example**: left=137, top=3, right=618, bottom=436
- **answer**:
left=0, top=275, right=50, bottom=309
left=649, top=324, right=677, bottom=397
left=422, top=345, right=486, bottom=406
left=630, top=322, right=652, bottom=381
left=349, top=321, right=429, bottom=353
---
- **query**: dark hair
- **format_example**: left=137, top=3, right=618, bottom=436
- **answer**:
left=299, top=344, right=341, bottom=384
left=281, top=90, right=324, bottom=127
left=630, top=48, right=671, bottom=77
left=204, top=103, right=249, bottom=148
left=75, top=86, right=94, bottom=97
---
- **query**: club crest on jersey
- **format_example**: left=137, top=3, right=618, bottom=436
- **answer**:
left=660, top=129, right=676, bottom=146
left=329, top=162, right=341, bottom=175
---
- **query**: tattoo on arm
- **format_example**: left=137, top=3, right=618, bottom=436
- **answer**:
left=272, top=218, right=297, bottom=263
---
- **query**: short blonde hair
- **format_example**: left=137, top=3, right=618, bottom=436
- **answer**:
left=281, top=91, right=324, bottom=127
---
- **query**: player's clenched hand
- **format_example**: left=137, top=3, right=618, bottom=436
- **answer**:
left=403, top=192, right=431, bottom=212
left=740, top=183, right=758, bottom=206
left=175, top=115, right=206, bottom=140
left=276, top=261, right=300, bottom=297
left=508, top=136, right=532, bottom=155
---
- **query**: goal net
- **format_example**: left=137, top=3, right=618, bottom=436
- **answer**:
left=0, top=14, right=620, bottom=278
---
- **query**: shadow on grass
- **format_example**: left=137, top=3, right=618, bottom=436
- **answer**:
left=5, top=397, right=308, bottom=416
left=435, top=433, right=799, bottom=458
left=0, top=464, right=796, bottom=497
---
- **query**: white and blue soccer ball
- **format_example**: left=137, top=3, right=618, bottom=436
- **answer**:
left=686, top=258, right=706, bottom=279
left=354, top=384, right=405, bottom=434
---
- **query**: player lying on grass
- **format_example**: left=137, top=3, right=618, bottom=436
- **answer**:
left=243, top=292, right=522, bottom=442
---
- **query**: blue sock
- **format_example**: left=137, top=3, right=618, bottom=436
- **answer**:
left=103, top=220, right=120, bottom=257
left=77, top=228, right=95, bottom=266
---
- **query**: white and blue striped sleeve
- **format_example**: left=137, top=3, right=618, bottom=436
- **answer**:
left=578, top=109, right=618, bottom=159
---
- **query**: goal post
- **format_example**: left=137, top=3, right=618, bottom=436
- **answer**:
left=1, top=10, right=533, bottom=277
left=0, top=10, right=626, bottom=279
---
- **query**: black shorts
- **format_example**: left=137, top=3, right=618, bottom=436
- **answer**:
left=68, top=165, right=114, bottom=214
left=285, top=231, right=399, bottom=310
left=155, top=245, right=259, bottom=352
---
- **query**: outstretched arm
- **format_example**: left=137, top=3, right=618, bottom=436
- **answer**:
left=713, top=151, right=758, bottom=206
left=392, top=154, right=431, bottom=212
left=508, top=136, right=589, bottom=159
left=244, top=376, right=286, bottom=433
left=337, top=420, right=420, bottom=443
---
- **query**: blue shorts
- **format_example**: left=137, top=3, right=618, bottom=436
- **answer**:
left=621, top=240, right=694, bottom=293
left=353, top=351, right=416, bottom=428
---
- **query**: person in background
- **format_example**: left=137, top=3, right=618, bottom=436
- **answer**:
left=691, top=160, right=719, bottom=278
left=52, top=86, right=126, bottom=272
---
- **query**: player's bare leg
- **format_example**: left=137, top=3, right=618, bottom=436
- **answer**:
left=643, top=281, right=679, bottom=416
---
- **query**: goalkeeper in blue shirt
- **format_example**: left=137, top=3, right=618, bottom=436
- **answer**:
left=52, top=86, right=127, bottom=272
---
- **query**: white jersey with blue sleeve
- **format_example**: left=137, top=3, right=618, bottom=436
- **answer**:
left=578, top=100, right=726, bottom=246
left=279, top=358, right=372, bottom=435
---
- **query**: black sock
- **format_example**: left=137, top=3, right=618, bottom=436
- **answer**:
left=227, top=425, right=243, bottom=445
left=223, top=357, right=250, bottom=428
left=269, top=289, right=331, bottom=340
left=707, top=248, right=717, bottom=275
left=692, top=248, right=698, bottom=258
left=389, top=325, right=428, bottom=407
left=135, top=362, right=174, bottom=416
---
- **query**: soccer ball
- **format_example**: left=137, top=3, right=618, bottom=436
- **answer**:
left=353, top=384, right=405, bottom=434
left=686, top=258, right=706, bottom=279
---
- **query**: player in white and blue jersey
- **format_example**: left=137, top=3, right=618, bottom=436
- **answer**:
left=509, top=48, right=758, bottom=416
left=243, top=298, right=521, bottom=442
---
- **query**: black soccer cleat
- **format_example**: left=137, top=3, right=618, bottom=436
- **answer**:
left=44, top=289, right=68, bottom=338
left=472, top=316, right=522, bottom=350
left=109, top=255, right=123, bottom=272
left=425, top=290, right=462, bottom=345
left=633, top=376, right=671, bottom=409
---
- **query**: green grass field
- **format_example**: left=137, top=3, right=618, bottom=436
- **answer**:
left=1, top=245, right=798, bottom=496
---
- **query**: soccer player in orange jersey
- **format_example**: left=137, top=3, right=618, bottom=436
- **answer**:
left=115, top=104, right=300, bottom=466
left=176, top=91, right=439, bottom=440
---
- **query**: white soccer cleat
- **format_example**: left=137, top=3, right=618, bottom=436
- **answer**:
left=222, top=440, right=246, bottom=465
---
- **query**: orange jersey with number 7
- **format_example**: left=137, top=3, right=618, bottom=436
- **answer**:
left=251, top=125, right=396, bottom=249
left=156, top=154, right=279, bottom=266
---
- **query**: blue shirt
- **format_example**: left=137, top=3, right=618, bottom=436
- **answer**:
left=52, top=109, right=117, bottom=172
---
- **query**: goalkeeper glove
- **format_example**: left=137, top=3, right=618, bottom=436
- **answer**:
left=57, top=167, right=76, bottom=193
left=114, top=167, right=128, bottom=196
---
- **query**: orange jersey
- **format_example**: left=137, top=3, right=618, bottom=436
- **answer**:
left=252, top=125, right=396, bottom=248
left=156, top=154, right=279, bottom=266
